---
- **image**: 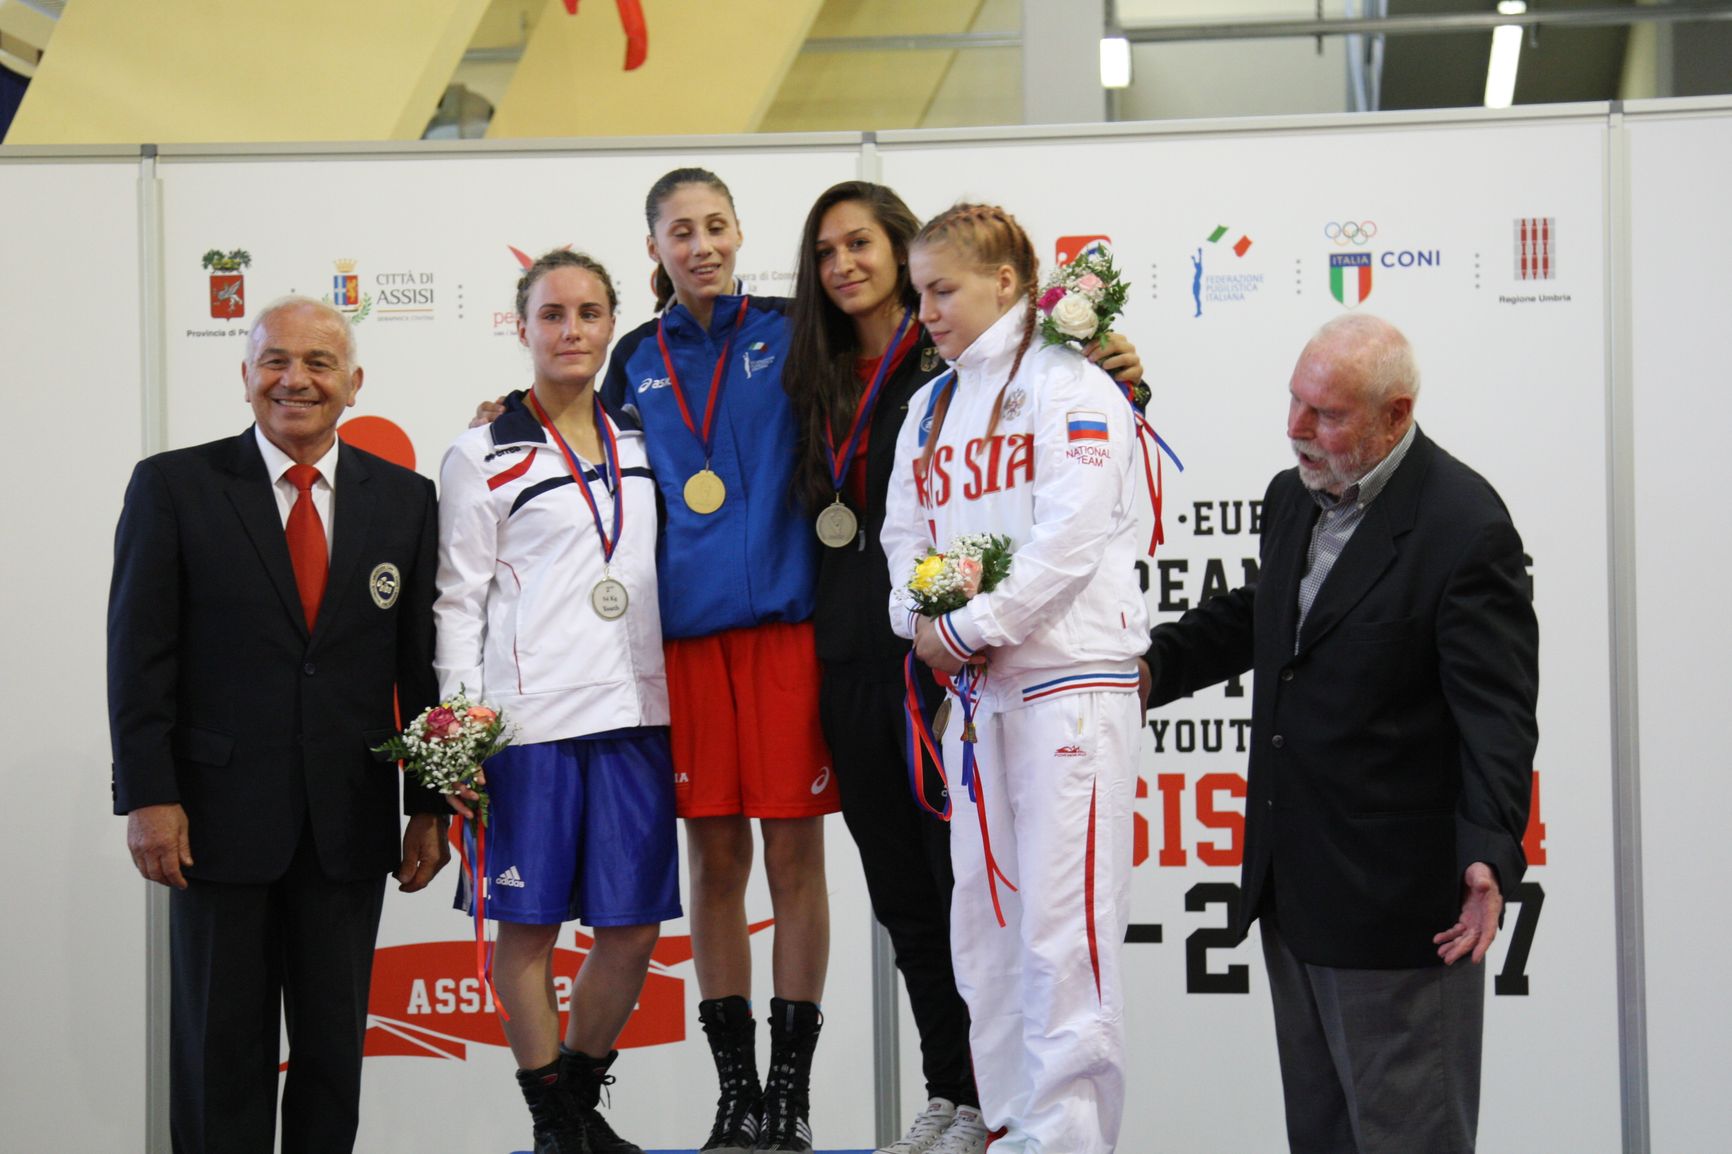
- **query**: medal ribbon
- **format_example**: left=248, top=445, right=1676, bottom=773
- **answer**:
left=655, top=295, right=751, bottom=466
left=526, top=389, right=624, bottom=567
left=825, top=308, right=914, bottom=494
left=458, top=810, right=509, bottom=1020
left=954, top=665, right=1017, bottom=928
left=902, top=651, right=952, bottom=821
left=1115, top=379, right=1186, bottom=556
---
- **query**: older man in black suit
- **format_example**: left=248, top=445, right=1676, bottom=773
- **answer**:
left=109, top=297, right=450, bottom=1154
left=1142, top=314, right=1538, bottom=1154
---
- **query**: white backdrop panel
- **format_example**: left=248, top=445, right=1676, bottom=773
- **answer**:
left=1626, top=105, right=1732, bottom=1153
left=878, top=116, right=1618, bottom=1152
left=156, top=144, right=879, bottom=1154
left=0, top=157, right=149, bottom=1151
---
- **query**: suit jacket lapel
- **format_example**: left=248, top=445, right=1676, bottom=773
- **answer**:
left=1296, top=428, right=1432, bottom=655
left=317, top=442, right=374, bottom=645
left=225, top=428, right=310, bottom=637
left=1267, top=475, right=1317, bottom=655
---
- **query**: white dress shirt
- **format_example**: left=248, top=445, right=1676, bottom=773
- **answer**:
left=254, top=426, right=338, bottom=554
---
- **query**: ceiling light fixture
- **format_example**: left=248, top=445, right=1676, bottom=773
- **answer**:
left=1484, top=0, right=1527, bottom=109
left=1100, top=36, right=1132, bottom=89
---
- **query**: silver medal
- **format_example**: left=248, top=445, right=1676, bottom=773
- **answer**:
left=815, top=500, right=859, bottom=549
left=591, top=577, right=629, bottom=620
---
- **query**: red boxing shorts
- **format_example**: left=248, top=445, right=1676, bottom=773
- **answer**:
left=664, top=620, right=838, bottom=819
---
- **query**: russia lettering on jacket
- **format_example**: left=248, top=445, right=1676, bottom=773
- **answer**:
left=914, top=432, right=1036, bottom=507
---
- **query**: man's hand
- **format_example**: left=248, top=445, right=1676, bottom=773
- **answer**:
left=1136, top=657, right=1152, bottom=721
left=1432, top=861, right=1503, bottom=965
left=1087, top=332, right=1144, bottom=386
left=470, top=396, right=506, bottom=428
left=127, top=803, right=193, bottom=889
left=395, top=813, right=451, bottom=893
left=914, top=614, right=984, bottom=676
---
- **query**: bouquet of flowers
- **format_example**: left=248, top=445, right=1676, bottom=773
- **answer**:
left=906, top=533, right=1013, bottom=617
left=1036, top=245, right=1149, bottom=410
left=372, top=690, right=511, bottom=826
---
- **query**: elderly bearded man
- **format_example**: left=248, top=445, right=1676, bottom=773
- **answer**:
left=108, top=297, right=450, bottom=1154
left=1141, top=314, right=1538, bottom=1154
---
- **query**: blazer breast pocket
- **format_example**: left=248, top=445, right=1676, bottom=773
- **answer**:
left=1339, top=614, right=1424, bottom=646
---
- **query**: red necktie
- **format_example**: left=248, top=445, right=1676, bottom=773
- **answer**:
left=285, top=464, right=328, bottom=630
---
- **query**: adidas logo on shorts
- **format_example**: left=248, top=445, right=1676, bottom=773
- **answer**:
left=494, top=865, right=526, bottom=888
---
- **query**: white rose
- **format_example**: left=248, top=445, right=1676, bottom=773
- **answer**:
left=1050, top=291, right=1098, bottom=340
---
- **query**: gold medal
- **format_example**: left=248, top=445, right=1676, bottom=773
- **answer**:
left=815, top=498, right=859, bottom=548
left=591, top=576, right=629, bottom=620
left=684, top=468, right=726, bottom=514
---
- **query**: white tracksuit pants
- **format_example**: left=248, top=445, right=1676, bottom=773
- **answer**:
left=945, top=687, right=1139, bottom=1153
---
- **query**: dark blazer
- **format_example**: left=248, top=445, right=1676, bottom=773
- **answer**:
left=1145, top=427, right=1538, bottom=969
left=108, top=428, right=442, bottom=884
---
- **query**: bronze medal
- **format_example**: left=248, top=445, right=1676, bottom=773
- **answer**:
left=931, top=697, right=953, bottom=742
left=815, top=499, right=859, bottom=548
left=683, top=468, right=726, bottom=514
left=591, top=576, right=629, bottom=620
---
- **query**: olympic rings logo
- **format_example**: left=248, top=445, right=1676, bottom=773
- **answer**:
left=1325, top=221, right=1377, bottom=245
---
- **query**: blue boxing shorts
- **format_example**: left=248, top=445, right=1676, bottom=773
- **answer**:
left=456, top=728, right=681, bottom=927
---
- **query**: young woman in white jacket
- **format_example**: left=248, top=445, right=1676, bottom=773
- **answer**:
left=882, top=205, right=1149, bottom=1154
left=434, top=249, right=677, bottom=1154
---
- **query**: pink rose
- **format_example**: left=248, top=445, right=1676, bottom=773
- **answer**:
left=1075, top=273, right=1104, bottom=294
left=466, top=706, right=497, bottom=724
left=957, top=556, right=983, bottom=597
left=1038, top=285, right=1066, bottom=313
left=425, top=706, right=460, bottom=739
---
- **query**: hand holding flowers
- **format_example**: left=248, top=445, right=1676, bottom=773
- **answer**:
left=372, top=691, right=511, bottom=826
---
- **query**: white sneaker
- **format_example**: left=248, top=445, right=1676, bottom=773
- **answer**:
left=927, top=1105, right=989, bottom=1154
left=876, top=1097, right=957, bottom=1154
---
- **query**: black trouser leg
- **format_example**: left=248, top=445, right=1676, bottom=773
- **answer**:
left=277, top=829, right=387, bottom=1154
left=821, top=669, right=975, bottom=1107
left=170, top=876, right=283, bottom=1154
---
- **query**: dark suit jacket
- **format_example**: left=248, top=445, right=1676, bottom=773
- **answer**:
left=1145, top=427, right=1538, bottom=969
left=108, top=428, right=442, bottom=884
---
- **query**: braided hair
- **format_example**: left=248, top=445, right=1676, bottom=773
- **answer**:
left=514, top=248, right=619, bottom=321
left=910, top=202, right=1041, bottom=387
left=911, top=203, right=1041, bottom=441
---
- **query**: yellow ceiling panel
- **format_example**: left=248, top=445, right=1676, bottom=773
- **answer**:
left=6, top=0, right=492, bottom=144
left=487, top=0, right=823, bottom=139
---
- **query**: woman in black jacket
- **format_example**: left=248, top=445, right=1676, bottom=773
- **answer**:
left=784, top=181, right=1143, bottom=1154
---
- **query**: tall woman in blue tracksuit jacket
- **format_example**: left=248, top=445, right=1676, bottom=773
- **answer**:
left=785, top=182, right=1145, bottom=1154
left=435, top=250, right=679, bottom=1154
left=597, top=168, right=834, bottom=1154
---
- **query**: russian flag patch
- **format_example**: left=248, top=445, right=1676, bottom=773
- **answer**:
left=1067, top=410, right=1110, bottom=442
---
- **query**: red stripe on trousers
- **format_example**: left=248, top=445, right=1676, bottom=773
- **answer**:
left=1086, top=777, right=1101, bottom=1000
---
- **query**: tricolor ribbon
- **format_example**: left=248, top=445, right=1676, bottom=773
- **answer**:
left=458, top=811, right=509, bottom=1021
left=656, top=296, right=750, bottom=473
left=902, top=651, right=951, bottom=821
left=526, top=389, right=624, bottom=569
left=1118, top=380, right=1185, bottom=556
left=825, top=308, right=914, bottom=496
left=954, top=665, right=1017, bottom=928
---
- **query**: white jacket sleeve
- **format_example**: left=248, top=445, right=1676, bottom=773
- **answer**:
left=432, top=439, right=497, bottom=701
left=941, top=356, right=1133, bottom=656
left=883, top=379, right=940, bottom=641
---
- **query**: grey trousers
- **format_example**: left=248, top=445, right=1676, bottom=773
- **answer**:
left=1259, top=915, right=1485, bottom=1154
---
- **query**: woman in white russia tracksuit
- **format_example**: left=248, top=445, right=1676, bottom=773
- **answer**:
left=883, top=204, right=1149, bottom=1154
left=435, top=250, right=678, bottom=1154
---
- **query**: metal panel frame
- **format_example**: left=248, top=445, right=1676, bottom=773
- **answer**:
left=7, top=98, right=1704, bottom=1154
